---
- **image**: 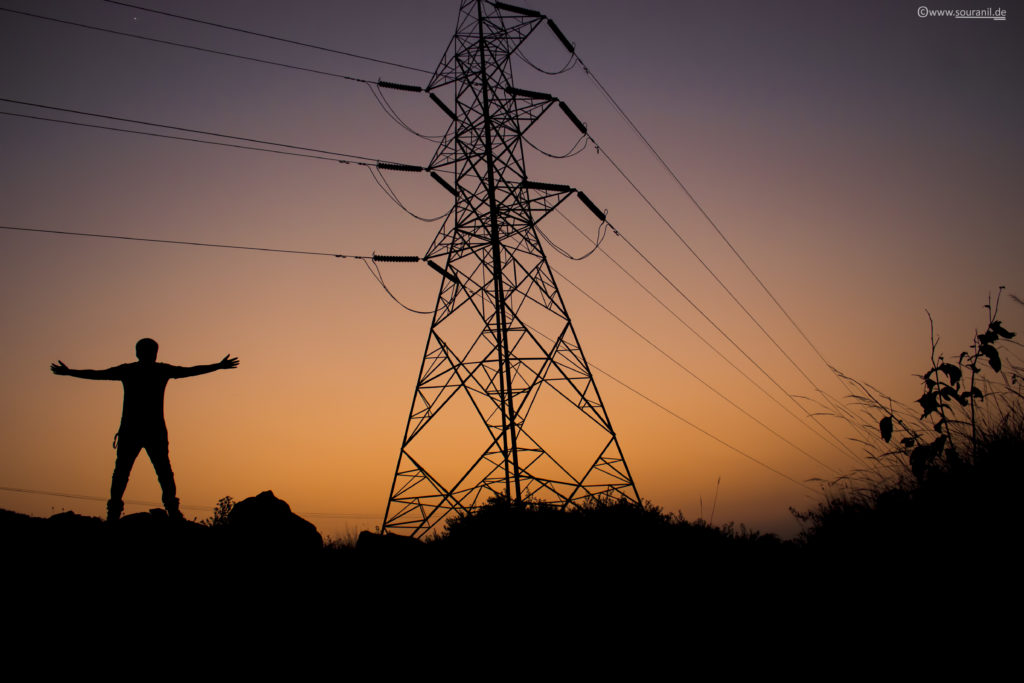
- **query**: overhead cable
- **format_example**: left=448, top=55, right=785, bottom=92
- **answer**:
left=1, top=8, right=376, bottom=85
left=553, top=208, right=855, bottom=461
left=523, top=325, right=818, bottom=493
left=609, top=215, right=866, bottom=465
left=523, top=132, right=588, bottom=159
left=99, top=0, right=433, bottom=75
left=551, top=267, right=841, bottom=475
left=3, top=224, right=433, bottom=316
left=1, top=97, right=392, bottom=165
left=539, top=13, right=867, bottom=457
left=0, top=224, right=375, bottom=258
left=363, top=259, right=433, bottom=315
left=0, top=110, right=382, bottom=165
left=576, top=57, right=844, bottom=381
left=588, top=147, right=865, bottom=464
left=367, top=83, right=444, bottom=142
left=536, top=210, right=607, bottom=261
left=546, top=12, right=836, bottom=388
left=368, top=167, right=450, bottom=222
left=515, top=49, right=577, bottom=75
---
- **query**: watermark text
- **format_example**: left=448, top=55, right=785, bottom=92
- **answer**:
left=917, top=6, right=1007, bottom=20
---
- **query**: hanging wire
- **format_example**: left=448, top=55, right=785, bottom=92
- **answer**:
left=1, top=97, right=392, bottom=165
left=0, top=110, right=382, bottom=166
left=551, top=212, right=857, bottom=462
left=583, top=135, right=867, bottom=462
left=552, top=266, right=841, bottom=474
left=522, top=324, right=819, bottom=493
left=0, top=8, right=376, bottom=85
left=368, top=166, right=450, bottom=222
left=363, top=259, right=433, bottom=315
left=2, top=224, right=438, bottom=318
left=575, top=56, right=870, bottom=439
left=523, top=131, right=588, bottom=159
left=0, top=224, right=374, bottom=258
left=605, top=216, right=867, bottom=466
left=99, top=0, right=433, bottom=75
left=516, top=49, right=578, bottom=75
left=367, top=84, right=444, bottom=142
left=537, top=209, right=607, bottom=261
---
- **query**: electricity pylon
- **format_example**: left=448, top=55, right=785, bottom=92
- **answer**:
left=382, top=0, right=639, bottom=536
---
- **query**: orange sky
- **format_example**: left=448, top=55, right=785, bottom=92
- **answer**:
left=1, top=0, right=1021, bottom=538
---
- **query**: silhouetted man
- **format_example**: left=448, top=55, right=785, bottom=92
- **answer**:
left=51, top=338, right=239, bottom=522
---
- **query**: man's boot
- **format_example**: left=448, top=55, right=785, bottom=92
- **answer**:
left=106, top=499, right=123, bottom=523
left=165, top=496, right=184, bottom=522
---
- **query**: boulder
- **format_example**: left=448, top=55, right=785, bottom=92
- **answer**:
left=356, top=529, right=424, bottom=554
left=226, top=490, right=322, bottom=554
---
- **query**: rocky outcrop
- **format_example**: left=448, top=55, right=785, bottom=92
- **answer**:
left=225, top=490, right=323, bottom=555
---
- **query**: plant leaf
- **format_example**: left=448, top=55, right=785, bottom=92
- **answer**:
left=939, top=363, right=962, bottom=385
left=991, top=320, right=1015, bottom=339
left=879, top=416, right=893, bottom=443
left=980, top=345, right=1002, bottom=372
left=917, top=392, right=939, bottom=418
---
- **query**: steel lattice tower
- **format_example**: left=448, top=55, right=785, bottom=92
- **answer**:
left=382, top=0, right=639, bottom=536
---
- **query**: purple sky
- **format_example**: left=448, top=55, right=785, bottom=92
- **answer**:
left=1, top=1, right=1021, bottom=537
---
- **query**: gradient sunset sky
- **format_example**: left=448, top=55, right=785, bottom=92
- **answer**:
left=2, top=0, right=1021, bottom=538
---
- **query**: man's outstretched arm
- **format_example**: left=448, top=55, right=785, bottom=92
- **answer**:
left=50, top=361, right=120, bottom=380
left=172, top=355, right=240, bottom=378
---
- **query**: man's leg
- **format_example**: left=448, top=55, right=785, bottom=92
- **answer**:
left=146, top=441, right=181, bottom=520
left=109, top=439, right=142, bottom=522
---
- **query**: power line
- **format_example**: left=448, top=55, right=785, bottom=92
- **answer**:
left=1, top=110, right=379, bottom=165
left=0, top=224, right=374, bottom=258
left=594, top=143, right=824, bottom=397
left=367, top=83, right=445, bottom=142
left=580, top=146, right=864, bottom=464
left=616, top=224, right=863, bottom=463
left=572, top=52, right=872, bottom=449
left=522, top=326, right=818, bottom=494
left=523, top=131, right=588, bottom=159
left=515, top=48, right=577, bottom=76
left=1, top=7, right=377, bottom=85
left=362, top=259, right=433, bottom=315
left=537, top=209, right=607, bottom=261
left=577, top=57, right=845, bottom=381
left=528, top=13, right=866, bottom=460
left=551, top=207, right=855, bottom=462
left=3, top=224, right=435, bottom=316
left=368, top=165, right=450, bottom=222
left=607, top=214, right=866, bottom=466
left=1, top=97, right=395, bottom=165
left=100, top=0, right=433, bottom=75
left=551, top=266, right=841, bottom=475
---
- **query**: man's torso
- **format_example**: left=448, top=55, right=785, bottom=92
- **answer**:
left=112, top=362, right=181, bottom=439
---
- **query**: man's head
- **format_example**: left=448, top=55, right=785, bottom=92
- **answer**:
left=136, top=338, right=159, bottom=362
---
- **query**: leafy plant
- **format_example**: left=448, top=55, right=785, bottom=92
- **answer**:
left=886, top=289, right=1017, bottom=481
left=201, top=496, right=234, bottom=527
left=796, top=288, right=1022, bottom=548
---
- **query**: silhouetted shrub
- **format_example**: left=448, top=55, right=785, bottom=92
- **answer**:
left=795, top=291, right=1022, bottom=569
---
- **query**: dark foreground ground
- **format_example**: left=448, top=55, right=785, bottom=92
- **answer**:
left=3, top=482, right=1016, bottom=657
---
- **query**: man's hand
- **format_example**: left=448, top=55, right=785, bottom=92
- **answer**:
left=219, top=355, right=240, bottom=370
left=51, top=361, right=70, bottom=375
